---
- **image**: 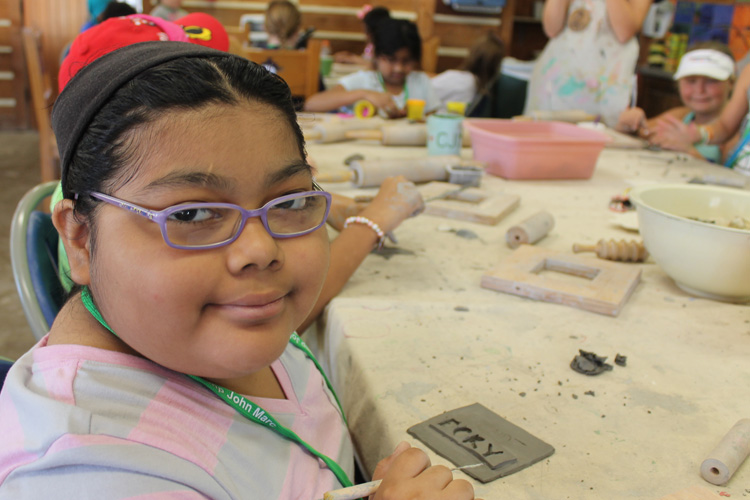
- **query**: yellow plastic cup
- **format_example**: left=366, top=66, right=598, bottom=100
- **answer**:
left=406, top=98, right=426, bottom=121
left=446, top=101, right=467, bottom=116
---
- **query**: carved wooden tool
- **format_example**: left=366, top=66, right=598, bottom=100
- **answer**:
left=572, top=239, right=648, bottom=262
left=345, top=123, right=472, bottom=147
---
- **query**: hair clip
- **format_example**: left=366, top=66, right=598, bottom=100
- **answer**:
left=357, top=4, right=373, bottom=20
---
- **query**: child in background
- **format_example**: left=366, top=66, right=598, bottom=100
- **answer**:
left=151, top=0, right=188, bottom=22
left=616, top=43, right=736, bottom=163
left=660, top=58, right=750, bottom=175
left=524, top=0, right=652, bottom=127
left=304, top=18, right=440, bottom=118
left=431, top=32, right=505, bottom=111
left=264, top=0, right=302, bottom=49
left=333, top=5, right=391, bottom=65
left=0, top=42, right=475, bottom=499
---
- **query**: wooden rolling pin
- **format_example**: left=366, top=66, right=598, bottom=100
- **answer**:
left=572, top=239, right=648, bottom=262
left=317, top=155, right=481, bottom=187
left=344, top=123, right=472, bottom=147
left=303, top=117, right=385, bottom=144
left=701, top=419, right=750, bottom=486
left=506, top=211, right=555, bottom=249
left=514, top=109, right=598, bottom=123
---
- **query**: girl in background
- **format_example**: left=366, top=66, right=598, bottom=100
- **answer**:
left=431, top=32, right=505, bottom=110
left=616, top=43, right=736, bottom=163
left=0, top=42, right=475, bottom=499
left=304, top=18, right=440, bottom=118
left=334, top=5, right=391, bottom=65
left=264, top=0, right=303, bottom=49
left=524, top=0, right=652, bottom=126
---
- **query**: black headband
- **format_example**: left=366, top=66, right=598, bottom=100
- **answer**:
left=51, top=41, right=241, bottom=190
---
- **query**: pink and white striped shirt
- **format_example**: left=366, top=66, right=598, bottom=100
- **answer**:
left=0, top=335, right=354, bottom=499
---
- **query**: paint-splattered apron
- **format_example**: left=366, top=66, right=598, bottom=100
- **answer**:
left=524, top=0, right=639, bottom=127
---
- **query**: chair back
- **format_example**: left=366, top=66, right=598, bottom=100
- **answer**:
left=10, top=181, right=64, bottom=341
left=421, top=36, right=440, bottom=75
left=242, top=38, right=322, bottom=99
left=21, top=28, right=60, bottom=183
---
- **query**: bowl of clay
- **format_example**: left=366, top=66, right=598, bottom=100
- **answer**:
left=630, top=184, right=750, bottom=302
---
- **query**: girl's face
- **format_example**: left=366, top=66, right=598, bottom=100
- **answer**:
left=86, top=102, right=329, bottom=383
left=678, top=75, right=732, bottom=116
left=376, top=47, right=416, bottom=87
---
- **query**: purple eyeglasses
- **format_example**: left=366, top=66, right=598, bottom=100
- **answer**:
left=84, top=188, right=332, bottom=250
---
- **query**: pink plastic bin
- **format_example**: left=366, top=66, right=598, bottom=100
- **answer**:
left=465, top=119, right=610, bottom=180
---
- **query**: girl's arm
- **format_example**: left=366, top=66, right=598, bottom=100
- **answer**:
left=303, top=85, right=398, bottom=113
left=298, top=177, right=424, bottom=332
left=606, top=0, right=653, bottom=44
left=542, top=0, right=572, bottom=38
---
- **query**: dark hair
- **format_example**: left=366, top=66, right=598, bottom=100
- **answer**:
left=459, top=32, right=505, bottom=94
left=372, top=18, right=421, bottom=63
left=362, top=6, right=390, bottom=35
left=97, top=1, right=137, bottom=22
left=64, top=55, right=305, bottom=217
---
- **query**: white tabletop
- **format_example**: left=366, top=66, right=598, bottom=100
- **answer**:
left=304, top=135, right=750, bottom=500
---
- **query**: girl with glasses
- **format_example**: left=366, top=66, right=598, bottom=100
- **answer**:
left=0, top=43, right=474, bottom=500
left=304, top=18, right=440, bottom=118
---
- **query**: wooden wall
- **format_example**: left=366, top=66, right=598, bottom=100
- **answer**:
left=0, top=0, right=27, bottom=129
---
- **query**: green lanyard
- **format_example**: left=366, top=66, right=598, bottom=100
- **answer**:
left=80, top=286, right=353, bottom=489
left=377, top=71, right=409, bottom=102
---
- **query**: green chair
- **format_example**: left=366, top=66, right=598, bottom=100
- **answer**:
left=10, top=181, right=64, bottom=341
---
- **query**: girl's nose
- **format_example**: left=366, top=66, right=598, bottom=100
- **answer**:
left=225, top=217, right=283, bottom=273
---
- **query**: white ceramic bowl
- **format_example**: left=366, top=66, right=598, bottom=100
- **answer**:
left=629, top=184, right=750, bottom=302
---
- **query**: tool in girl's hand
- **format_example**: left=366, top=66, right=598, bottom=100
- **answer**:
left=321, top=464, right=484, bottom=500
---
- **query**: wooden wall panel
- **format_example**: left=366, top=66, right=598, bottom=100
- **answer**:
left=0, top=0, right=27, bottom=129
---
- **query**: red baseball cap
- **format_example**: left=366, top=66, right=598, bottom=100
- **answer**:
left=59, top=12, right=229, bottom=91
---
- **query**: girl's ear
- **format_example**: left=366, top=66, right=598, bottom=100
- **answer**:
left=52, top=199, right=92, bottom=286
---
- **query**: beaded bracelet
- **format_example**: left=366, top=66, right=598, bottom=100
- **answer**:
left=697, top=125, right=714, bottom=145
left=344, top=216, right=386, bottom=250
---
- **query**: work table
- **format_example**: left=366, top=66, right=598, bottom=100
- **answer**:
left=305, top=137, right=750, bottom=500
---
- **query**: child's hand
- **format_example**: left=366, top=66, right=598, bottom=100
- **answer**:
left=371, top=442, right=476, bottom=500
left=359, top=176, right=424, bottom=234
left=616, top=107, right=648, bottom=136
left=652, top=115, right=697, bottom=153
left=364, top=91, right=407, bottom=118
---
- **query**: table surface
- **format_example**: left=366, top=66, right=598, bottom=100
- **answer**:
left=303, top=129, right=750, bottom=500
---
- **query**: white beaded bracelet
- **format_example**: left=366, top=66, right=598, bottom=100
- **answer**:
left=344, top=216, right=386, bottom=250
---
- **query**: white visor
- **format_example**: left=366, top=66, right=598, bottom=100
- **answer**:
left=673, top=49, right=735, bottom=81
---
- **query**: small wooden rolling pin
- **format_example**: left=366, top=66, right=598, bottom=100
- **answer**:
left=701, top=419, right=750, bottom=486
left=572, top=239, right=648, bottom=262
left=303, top=117, right=385, bottom=144
left=506, top=211, right=555, bottom=249
left=514, top=109, right=599, bottom=123
left=344, top=122, right=472, bottom=147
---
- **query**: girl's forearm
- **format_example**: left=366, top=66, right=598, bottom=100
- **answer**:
left=605, top=0, right=652, bottom=43
left=303, top=88, right=367, bottom=112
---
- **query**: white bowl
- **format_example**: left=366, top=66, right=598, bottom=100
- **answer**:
left=629, top=184, right=750, bottom=302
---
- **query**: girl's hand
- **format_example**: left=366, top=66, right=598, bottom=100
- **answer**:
left=653, top=114, right=697, bottom=153
left=371, top=442, right=476, bottom=500
left=616, top=107, right=648, bottom=136
left=359, top=176, right=424, bottom=234
left=364, top=91, right=407, bottom=118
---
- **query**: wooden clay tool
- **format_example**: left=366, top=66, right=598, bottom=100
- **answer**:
left=418, top=181, right=519, bottom=225
left=481, top=245, right=641, bottom=316
left=506, top=211, right=555, bottom=249
left=700, top=418, right=750, bottom=486
left=303, top=117, right=385, bottom=144
left=572, top=239, right=648, bottom=262
left=345, top=122, right=472, bottom=147
left=514, top=109, right=598, bottom=123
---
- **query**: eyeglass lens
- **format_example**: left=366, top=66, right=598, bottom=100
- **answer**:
left=165, top=193, right=329, bottom=247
